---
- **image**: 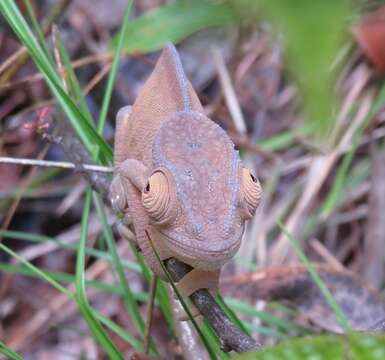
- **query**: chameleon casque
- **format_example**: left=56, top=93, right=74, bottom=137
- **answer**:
left=110, top=43, right=262, bottom=303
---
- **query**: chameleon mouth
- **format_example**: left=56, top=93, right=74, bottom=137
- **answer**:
left=157, top=228, right=242, bottom=270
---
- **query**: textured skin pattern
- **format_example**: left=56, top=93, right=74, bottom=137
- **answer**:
left=115, top=45, right=203, bottom=168
left=153, top=111, right=243, bottom=270
left=111, top=44, right=258, bottom=294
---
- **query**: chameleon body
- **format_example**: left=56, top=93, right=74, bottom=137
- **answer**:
left=110, top=44, right=261, bottom=299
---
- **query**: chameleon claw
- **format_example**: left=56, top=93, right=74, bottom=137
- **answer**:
left=173, top=269, right=219, bottom=321
left=175, top=269, right=219, bottom=299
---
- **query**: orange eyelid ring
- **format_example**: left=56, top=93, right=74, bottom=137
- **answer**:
left=141, top=169, right=178, bottom=225
left=240, top=167, right=262, bottom=219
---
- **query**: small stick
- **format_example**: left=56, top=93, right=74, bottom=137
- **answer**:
left=0, top=156, right=113, bottom=173
left=165, top=258, right=260, bottom=353
left=310, top=239, right=345, bottom=271
left=212, top=46, right=247, bottom=135
left=52, top=25, right=68, bottom=92
left=143, top=275, right=158, bottom=354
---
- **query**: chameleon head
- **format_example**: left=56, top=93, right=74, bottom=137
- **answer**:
left=141, top=111, right=261, bottom=270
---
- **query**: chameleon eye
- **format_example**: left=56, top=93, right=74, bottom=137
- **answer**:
left=144, top=182, right=150, bottom=193
left=142, top=171, right=177, bottom=225
left=240, top=168, right=262, bottom=219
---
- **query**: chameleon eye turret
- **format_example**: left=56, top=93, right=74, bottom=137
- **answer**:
left=240, top=167, right=262, bottom=219
left=142, top=171, right=178, bottom=225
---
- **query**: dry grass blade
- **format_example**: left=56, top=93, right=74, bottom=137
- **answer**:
left=0, top=157, right=113, bottom=173
left=16, top=212, right=109, bottom=262
left=361, top=142, right=385, bottom=289
left=6, top=254, right=110, bottom=351
left=212, top=46, right=247, bottom=134
left=0, top=52, right=113, bottom=92
left=310, top=239, right=345, bottom=271
left=270, top=91, right=373, bottom=264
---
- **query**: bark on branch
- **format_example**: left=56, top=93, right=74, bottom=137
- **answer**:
left=165, top=258, right=260, bottom=353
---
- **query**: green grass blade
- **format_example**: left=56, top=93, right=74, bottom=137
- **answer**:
left=0, top=341, right=24, bottom=360
left=0, top=262, right=148, bottom=299
left=76, top=190, right=123, bottom=359
left=225, top=298, right=311, bottom=335
left=93, top=310, right=144, bottom=351
left=319, top=148, right=354, bottom=219
left=243, top=323, right=288, bottom=339
left=200, top=320, right=230, bottom=359
left=98, top=0, right=133, bottom=134
left=277, top=221, right=350, bottom=331
left=259, top=126, right=310, bottom=152
left=93, top=193, right=159, bottom=356
left=54, top=29, right=93, bottom=122
left=216, top=294, right=251, bottom=337
left=21, top=0, right=54, bottom=64
left=0, top=242, right=73, bottom=298
left=130, top=245, right=174, bottom=329
left=0, top=229, right=141, bottom=273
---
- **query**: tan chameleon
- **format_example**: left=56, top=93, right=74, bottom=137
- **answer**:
left=110, top=43, right=262, bottom=301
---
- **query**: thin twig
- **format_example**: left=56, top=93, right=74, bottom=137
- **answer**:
left=212, top=46, right=247, bottom=135
left=0, top=156, right=113, bottom=173
left=143, top=275, right=157, bottom=354
left=0, top=52, right=114, bottom=92
left=165, top=258, right=260, bottom=353
left=83, top=63, right=112, bottom=96
left=310, top=239, right=345, bottom=271
left=52, top=25, right=68, bottom=93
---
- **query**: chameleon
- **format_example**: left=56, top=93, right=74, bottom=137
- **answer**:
left=110, top=43, right=262, bottom=301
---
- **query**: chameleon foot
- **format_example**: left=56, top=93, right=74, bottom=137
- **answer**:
left=176, top=268, right=220, bottom=298
left=173, top=269, right=219, bottom=321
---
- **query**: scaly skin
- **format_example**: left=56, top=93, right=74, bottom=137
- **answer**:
left=110, top=43, right=262, bottom=300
